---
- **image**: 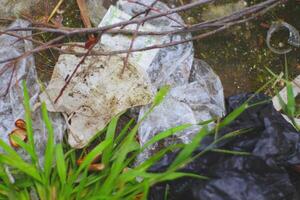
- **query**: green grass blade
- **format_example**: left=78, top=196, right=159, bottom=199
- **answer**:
left=219, top=103, right=248, bottom=128
left=0, top=154, right=41, bottom=182
left=115, top=119, right=135, bottom=145
left=55, top=144, right=67, bottom=185
left=142, top=124, right=191, bottom=151
left=75, top=140, right=110, bottom=177
left=22, top=81, right=36, bottom=159
left=102, top=116, right=119, bottom=166
left=153, top=86, right=170, bottom=106
left=211, top=148, right=251, bottom=156
left=286, top=82, right=296, bottom=116
left=9, top=135, right=37, bottom=161
left=170, top=127, right=209, bottom=169
left=41, top=102, right=55, bottom=184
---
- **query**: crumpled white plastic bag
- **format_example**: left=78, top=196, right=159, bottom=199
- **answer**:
left=137, top=59, right=225, bottom=164
left=0, top=20, right=65, bottom=165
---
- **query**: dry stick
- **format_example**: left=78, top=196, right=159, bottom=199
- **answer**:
left=54, top=33, right=103, bottom=103
left=5, top=0, right=215, bottom=36
left=0, top=0, right=279, bottom=68
left=53, top=1, right=279, bottom=103
left=127, top=0, right=159, bottom=27
left=5, top=0, right=279, bottom=37
left=128, top=0, right=187, bottom=28
left=122, top=23, right=141, bottom=75
left=3, top=0, right=277, bottom=59
left=0, top=35, right=65, bottom=64
left=2, top=62, right=16, bottom=97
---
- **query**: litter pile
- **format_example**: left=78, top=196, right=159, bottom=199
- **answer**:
left=149, top=93, right=300, bottom=200
left=39, top=0, right=225, bottom=150
left=0, top=1, right=299, bottom=199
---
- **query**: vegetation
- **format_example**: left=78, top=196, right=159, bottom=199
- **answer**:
left=0, top=81, right=262, bottom=200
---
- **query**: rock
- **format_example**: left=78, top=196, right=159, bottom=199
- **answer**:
left=40, top=44, right=154, bottom=148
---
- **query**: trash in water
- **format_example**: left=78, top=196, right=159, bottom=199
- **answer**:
left=40, top=45, right=154, bottom=148
left=0, top=20, right=65, bottom=165
left=136, top=59, right=225, bottom=164
left=266, top=21, right=300, bottom=54
left=148, top=93, right=300, bottom=200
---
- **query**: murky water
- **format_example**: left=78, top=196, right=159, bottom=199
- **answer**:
left=35, top=0, right=299, bottom=97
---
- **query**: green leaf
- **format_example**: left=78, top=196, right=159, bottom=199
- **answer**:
left=75, top=140, right=110, bottom=177
left=143, top=124, right=191, bottom=151
left=22, top=81, right=36, bottom=159
left=170, top=127, right=209, bottom=169
left=102, top=116, right=119, bottom=166
left=286, top=82, right=296, bottom=116
left=219, top=103, right=248, bottom=128
left=42, top=102, right=55, bottom=184
left=55, top=144, right=67, bottom=185
left=0, top=154, right=41, bottom=182
left=153, top=86, right=170, bottom=106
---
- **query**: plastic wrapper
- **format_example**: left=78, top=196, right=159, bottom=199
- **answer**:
left=40, top=45, right=154, bottom=148
left=136, top=59, right=225, bottom=164
left=116, top=0, right=194, bottom=88
left=0, top=20, right=65, bottom=165
left=148, top=93, right=300, bottom=200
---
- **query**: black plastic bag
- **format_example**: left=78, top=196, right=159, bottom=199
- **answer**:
left=149, top=93, right=300, bottom=200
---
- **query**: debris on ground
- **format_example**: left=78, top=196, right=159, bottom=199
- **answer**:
left=113, top=0, right=194, bottom=88
left=40, top=45, right=154, bottom=148
left=136, top=59, right=225, bottom=164
left=148, top=93, right=300, bottom=200
left=0, top=20, right=65, bottom=164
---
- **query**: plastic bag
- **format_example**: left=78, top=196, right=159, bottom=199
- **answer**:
left=0, top=20, right=65, bottom=165
left=148, top=93, right=300, bottom=200
left=117, top=0, right=194, bottom=88
left=136, top=59, right=225, bottom=164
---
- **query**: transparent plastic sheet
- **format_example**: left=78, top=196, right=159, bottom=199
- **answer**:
left=0, top=20, right=65, bottom=165
left=117, top=0, right=194, bottom=88
left=149, top=94, right=300, bottom=200
left=136, top=59, right=225, bottom=164
left=266, top=21, right=300, bottom=54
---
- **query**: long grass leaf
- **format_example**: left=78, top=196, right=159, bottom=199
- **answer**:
left=41, top=103, right=55, bottom=184
left=22, top=81, right=37, bottom=162
left=102, top=116, right=119, bottom=166
left=170, top=127, right=208, bottom=169
left=55, top=144, right=66, bottom=185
